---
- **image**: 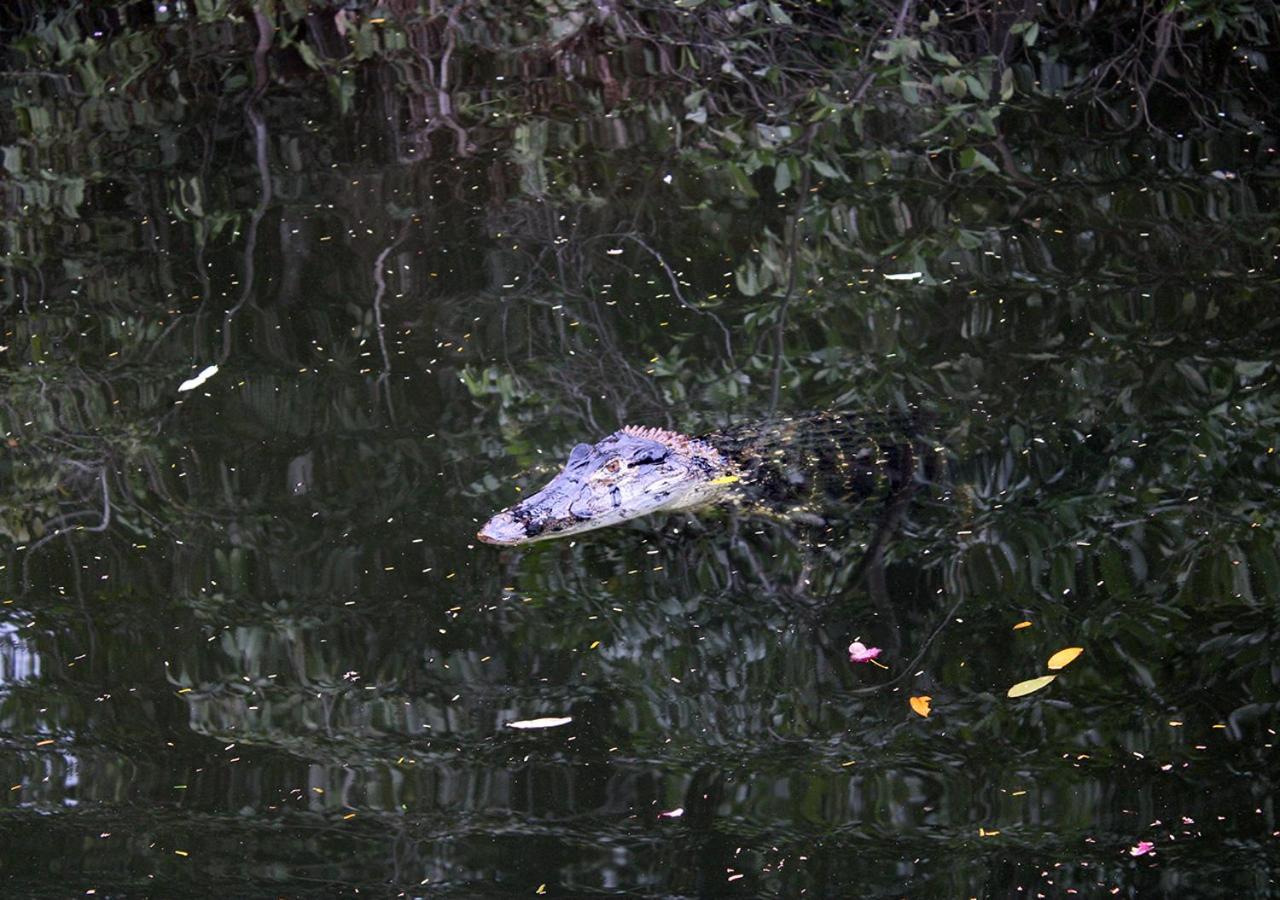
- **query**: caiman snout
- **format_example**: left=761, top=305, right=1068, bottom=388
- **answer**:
left=476, top=510, right=529, bottom=545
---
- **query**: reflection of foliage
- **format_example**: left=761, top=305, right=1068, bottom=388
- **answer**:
left=1, top=1, right=1279, bottom=896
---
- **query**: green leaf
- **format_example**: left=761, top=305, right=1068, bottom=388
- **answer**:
left=1023, top=22, right=1039, bottom=46
left=294, top=40, right=321, bottom=71
left=923, top=43, right=962, bottom=67
left=58, top=177, right=85, bottom=218
left=712, top=127, right=743, bottom=146
left=872, top=42, right=900, bottom=62
left=725, top=163, right=758, bottom=198
left=809, top=158, right=843, bottom=180
left=964, top=75, right=989, bottom=101
left=2, top=146, right=23, bottom=176
left=959, top=147, right=999, bottom=174
left=774, top=161, right=792, bottom=194
left=1000, top=67, right=1014, bottom=101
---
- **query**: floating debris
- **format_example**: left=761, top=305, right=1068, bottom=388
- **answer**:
left=1007, top=674, right=1056, bottom=698
left=177, top=365, right=218, bottom=393
left=847, top=641, right=882, bottom=663
left=1047, top=647, right=1084, bottom=670
left=507, top=716, right=573, bottom=730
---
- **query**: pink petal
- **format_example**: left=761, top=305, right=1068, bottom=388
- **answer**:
left=658, top=807, right=684, bottom=819
left=1130, top=840, right=1154, bottom=857
left=847, top=641, right=883, bottom=663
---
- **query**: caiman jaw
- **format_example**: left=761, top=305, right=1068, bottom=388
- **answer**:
left=476, top=510, right=528, bottom=545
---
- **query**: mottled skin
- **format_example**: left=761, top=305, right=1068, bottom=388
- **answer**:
left=477, top=413, right=923, bottom=546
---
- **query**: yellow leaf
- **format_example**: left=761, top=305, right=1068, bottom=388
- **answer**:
left=909, top=695, right=932, bottom=717
left=1012, top=621, right=1032, bottom=630
left=1007, top=674, right=1057, bottom=698
left=1047, top=647, right=1083, bottom=670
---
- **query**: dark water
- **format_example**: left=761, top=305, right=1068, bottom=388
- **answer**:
left=3, top=7, right=1279, bottom=898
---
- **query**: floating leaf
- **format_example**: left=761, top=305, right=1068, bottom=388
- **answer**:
left=1007, top=675, right=1056, bottom=698
left=1013, top=621, right=1032, bottom=630
left=909, top=695, right=932, bottom=717
left=884, top=271, right=923, bottom=281
left=1047, top=647, right=1084, bottom=670
left=1130, top=840, right=1154, bottom=857
left=657, top=807, right=684, bottom=819
left=507, top=716, right=572, bottom=730
left=177, top=364, right=218, bottom=393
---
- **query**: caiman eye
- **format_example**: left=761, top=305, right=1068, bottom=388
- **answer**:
left=604, top=458, right=624, bottom=474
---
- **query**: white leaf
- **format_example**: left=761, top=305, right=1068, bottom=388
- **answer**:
left=178, top=365, right=219, bottom=392
left=506, top=716, right=573, bottom=730
left=884, top=272, right=923, bottom=281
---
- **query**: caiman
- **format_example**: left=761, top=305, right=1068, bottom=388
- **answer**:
left=477, top=411, right=928, bottom=546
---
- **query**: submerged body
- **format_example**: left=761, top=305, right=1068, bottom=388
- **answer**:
left=477, top=412, right=925, bottom=546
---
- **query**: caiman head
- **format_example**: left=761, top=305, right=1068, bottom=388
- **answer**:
left=477, top=426, right=735, bottom=546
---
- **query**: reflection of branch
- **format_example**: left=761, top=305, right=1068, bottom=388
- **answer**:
left=23, top=468, right=113, bottom=585
left=768, top=163, right=810, bottom=414
left=217, top=14, right=274, bottom=367
left=372, top=220, right=412, bottom=420
left=850, top=0, right=915, bottom=104
left=618, top=233, right=734, bottom=364
left=251, top=10, right=272, bottom=95
left=848, top=591, right=964, bottom=696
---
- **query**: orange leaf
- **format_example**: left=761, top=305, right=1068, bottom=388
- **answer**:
left=1013, top=621, right=1032, bottom=630
left=909, top=695, right=932, bottom=717
left=1007, top=674, right=1057, bottom=698
left=1047, top=647, right=1083, bottom=670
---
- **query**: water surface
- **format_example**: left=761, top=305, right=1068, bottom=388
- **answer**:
left=2, top=6, right=1279, bottom=897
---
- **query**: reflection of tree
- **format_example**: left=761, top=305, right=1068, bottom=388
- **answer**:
left=1, top=2, right=1278, bottom=896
